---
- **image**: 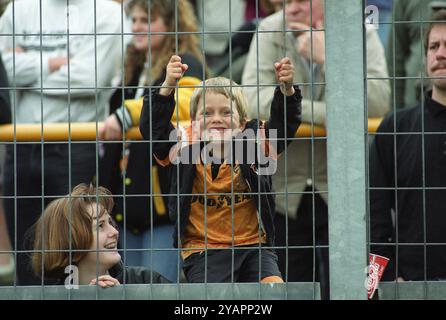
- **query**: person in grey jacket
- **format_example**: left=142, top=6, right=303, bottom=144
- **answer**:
left=242, top=0, right=390, bottom=299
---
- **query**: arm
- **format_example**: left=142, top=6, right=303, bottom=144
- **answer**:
left=0, top=3, right=122, bottom=95
left=286, top=20, right=328, bottom=126
left=102, top=55, right=203, bottom=140
left=139, top=55, right=187, bottom=162
left=266, top=57, right=302, bottom=154
left=366, top=28, right=391, bottom=117
left=139, top=88, right=177, bottom=162
left=117, top=76, right=201, bottom=130
left=40, top=16, right=122, bottom=97
left=0, top=4, right=45, bottom=86
left=242, top=18, right=329, bottom=126
left=241, top=20, right=278, bottom=121
left=369, top=116, right=396, bottom=280
left=298, top=28, right=390, bottom=125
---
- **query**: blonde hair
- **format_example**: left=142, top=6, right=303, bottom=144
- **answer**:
left=189, top=77, right=248, bottom=124
left=31, top=184, right=114, bottom=279
left=124, top=0, right=204, bottom=85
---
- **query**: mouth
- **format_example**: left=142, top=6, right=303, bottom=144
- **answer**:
left=104, top=242, right=117, bottom=250
left=286, top=14, right=305, bottom=24
left=209, top=126, right=228, bottom=130
left=208, top=128, right=227, bottom=132
left=433, top=64, right=446, bottom=72
left=133, top=35, right=147, bottom=41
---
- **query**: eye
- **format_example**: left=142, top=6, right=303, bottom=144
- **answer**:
left=430, top=43, right=439, bottom=50
left=223, top=110, right=232, bottom=116
left=109, top=217, right=117, bottom=228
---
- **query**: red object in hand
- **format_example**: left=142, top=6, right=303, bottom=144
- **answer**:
left=367, top=253, right=389, bottom=299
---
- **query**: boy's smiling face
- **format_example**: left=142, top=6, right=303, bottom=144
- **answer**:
left=195, top=93, right=245, bottom=141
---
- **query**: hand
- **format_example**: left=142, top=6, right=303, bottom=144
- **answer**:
left=48, top=56, right=68, bottom=73
left=159, top=55, right=188, bottom=96
left=396, top=277, right=405, bottom=282
left=99, top=114, right=123, bottom=141
left=89, top=275, right=120, bottom=288
left=288, top=21, right=325, bottom=65
left=274, top=57, right=295, bottom=96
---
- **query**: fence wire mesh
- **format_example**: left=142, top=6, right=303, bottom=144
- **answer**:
left=0, top=0, right=445, bottom=301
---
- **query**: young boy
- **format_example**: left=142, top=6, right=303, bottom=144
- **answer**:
left=140, top=55, right=302, bottom=283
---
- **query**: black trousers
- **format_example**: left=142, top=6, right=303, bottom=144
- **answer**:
left=275, top=187, right=329, bottom=299
left=183, top=246, right=282, bottom=283
left=3, top=143, right=96, bottom=285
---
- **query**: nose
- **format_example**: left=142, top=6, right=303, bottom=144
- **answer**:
left=436, top=44, right=446, bottom=60
left=132, top=19, right=145, bottom=33
left=108, top=224, right=119, bottom=239
left=210, top=113, right=223, bottom=123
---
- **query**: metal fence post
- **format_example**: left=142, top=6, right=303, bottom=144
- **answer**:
left=325, top=0, right=368, bottom=299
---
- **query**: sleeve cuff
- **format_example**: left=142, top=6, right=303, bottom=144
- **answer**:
left=150, top=86, right=176, bottom=102
left=115, top=105, right=132, bottom=131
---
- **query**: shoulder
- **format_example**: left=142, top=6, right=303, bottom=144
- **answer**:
left=95, top=0, right=121, bottom=11
left=365, top=27, right=384, bottom=52
left=3, top=0, right=28, bottom=14
left=92, top=0, right=121, bottom=26
left=402, top=0, right=426, bottom=19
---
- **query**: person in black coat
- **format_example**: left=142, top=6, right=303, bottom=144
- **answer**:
left=31, top=183, right=169, bottom=287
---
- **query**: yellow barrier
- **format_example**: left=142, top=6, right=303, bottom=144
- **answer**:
left=0, top=119, right=383, bottom=142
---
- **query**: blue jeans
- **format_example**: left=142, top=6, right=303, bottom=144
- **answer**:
left=119, top=224, right=180, bottom=282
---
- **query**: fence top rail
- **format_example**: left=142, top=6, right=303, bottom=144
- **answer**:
left=0, top=119, right=382, bottom=142
left=0, top=282, right=320, bottom=300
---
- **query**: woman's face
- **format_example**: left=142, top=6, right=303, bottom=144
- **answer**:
left=82, top=204, right=121, bottom=272
left=131, top=5, right=168, bottom=52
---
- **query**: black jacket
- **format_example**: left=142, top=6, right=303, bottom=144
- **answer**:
left=370, top=90, right=446, bottom=280
left=140, top=85, right=302, bottom=248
